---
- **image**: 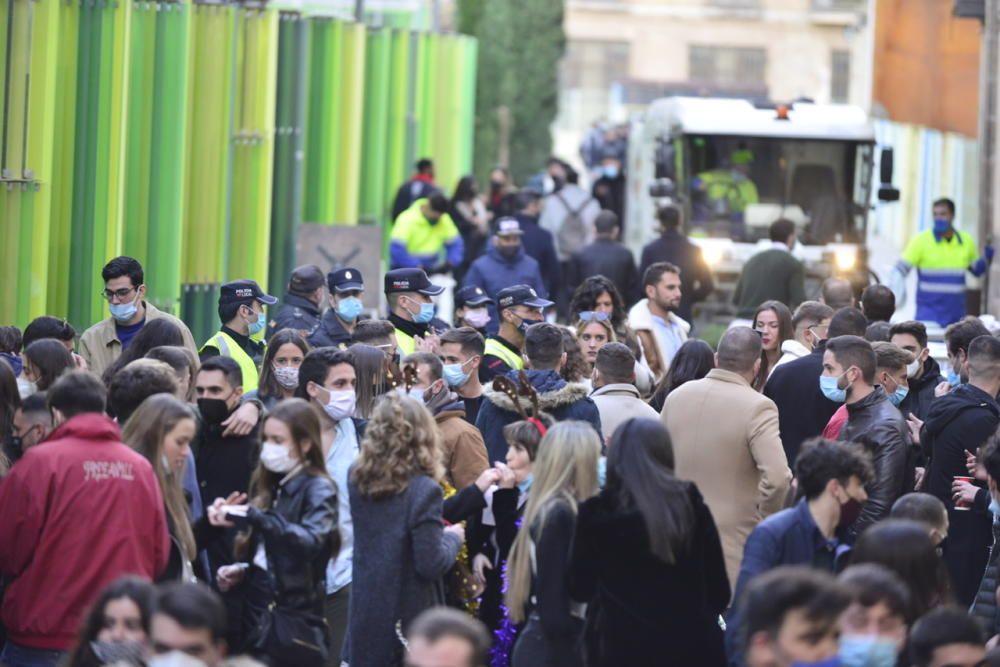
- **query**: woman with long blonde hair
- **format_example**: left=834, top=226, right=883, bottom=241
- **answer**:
left=121, top=394, right=199, bottom=581
left=506, top=421, right=600, bottom=667
left=346, top=393, right=466, bottom=667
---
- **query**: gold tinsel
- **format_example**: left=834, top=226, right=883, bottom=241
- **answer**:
left=442, top=481, right=481, bottom=615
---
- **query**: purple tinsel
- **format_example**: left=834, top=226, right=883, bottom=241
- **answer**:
left=489, top=518, right=523, bottom=667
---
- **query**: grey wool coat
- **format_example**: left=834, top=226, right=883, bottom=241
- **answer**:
left=346, top=473, right=462, bottom=667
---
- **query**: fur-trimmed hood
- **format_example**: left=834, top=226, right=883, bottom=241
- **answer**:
left=484, top=369, right=591, bottom=412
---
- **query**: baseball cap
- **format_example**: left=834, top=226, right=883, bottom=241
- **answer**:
left=288, top=264, right=325, bottom=294
left=327, top=267, right=364, bottom=293
left=219, top=279, right=278, bottom=306
left=455, top=285, right=494, bottom=309
left=495, top=217, right=523, bottom=237
left=384, top=268, right=445, bottom=296
left=496, top=284, right=553, bottom=310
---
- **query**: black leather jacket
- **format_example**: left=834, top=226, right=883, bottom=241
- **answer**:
left=246, top=471, right=339, bottom=613
left=839, top=387, right=912, bottom=542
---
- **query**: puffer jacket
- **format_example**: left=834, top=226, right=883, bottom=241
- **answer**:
left=899, top=356, right=945, bottom=421
left=245, top=471, right=339, bottom=613
left=838, top=387, right=911, bottom=542
left=475, top=369, right=603, bottom=462
left=971, top=516, right=1000, bottom=637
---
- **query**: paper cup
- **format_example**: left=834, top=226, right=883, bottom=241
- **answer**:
left=954, top=476, right=975, bottom=510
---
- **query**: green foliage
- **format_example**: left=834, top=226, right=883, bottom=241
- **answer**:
left=457, top=0, right=566, bottom=185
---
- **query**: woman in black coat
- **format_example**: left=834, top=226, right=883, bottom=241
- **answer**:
left=569, top=417, right=731, bottom=667
left=209, top=399, right=339, bottom=667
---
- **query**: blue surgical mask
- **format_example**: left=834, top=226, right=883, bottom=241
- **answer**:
left=597, top=457, right=607, bottom=489
left=400, top=387, right=425, bottom=404
left=247, top=311, right=266, bottom=336
left=109, top=300, right=138, bottom=322
left=336, top=296, right=364, bottom=322
left=990, top=495, right=1000, bottom=516
left=946, top=367, right=962, bottom=386
left=517, top=475, right=533, bottom=494
left=819, top=374, right=847, bottom=403
left=602, top=165, right=619, bottom=179
left=443, top=360, right=473, bottom=388
left=933, top=217, right=950, bottom=235
left=407, top=298, right=435, bottom=324
left=887, top=380, right=909, bottom=407
left=791, top=658, right=842, bottom=667
left=839, top=634, right=899, bottom=667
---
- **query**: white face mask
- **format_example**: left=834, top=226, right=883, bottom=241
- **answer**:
left=906, top=357, right=922, bottom=378
left=317, top=387, right=357, bottom=422
left=464, top=308, right=491, bottom=329
left=260, top=441, right=298, bottom=473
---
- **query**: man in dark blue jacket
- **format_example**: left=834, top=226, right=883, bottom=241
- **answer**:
left=638, top=205, right=714, bottom=323
left=764, top=307, right=867, bottom=466
left=475, top=322, right=602, bottom=462
left=889, top=320, right=945, bottom=420
left=462, top=218, right=547, bottom=335
left=514, top=190, right=561, bottom=301
left=725, top=438, right=873, bottom=666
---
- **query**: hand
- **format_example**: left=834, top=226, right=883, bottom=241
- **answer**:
left=475, top=468, right=501, bottom=493
left=216, top=564, right=246, bottom=592
left=494, top=462, right=516, bottom=489
left=415, top=333, right=440, bottom=354
left=445, top=522, right=466, bottom=544
left=222, top=402, right=259, bottom=437
left=914, top=466, right=926, bottom=491
left=935, top=381, right=952, bottom=398
left=907, top=414, right=924, bottom=445
left=969, top=449, right=989, bottom=482
left=207, top=492, right=248, bottom=527
left=952, top=479, right=979, bottom=507
left=72, top=353, right=88, bottom=371
left=472, top=553, right=493, bottom=585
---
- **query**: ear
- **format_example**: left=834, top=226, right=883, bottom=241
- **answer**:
left=559, top=351, right=567, bottom=369
left=431, top=378, right=446, bottom=395
left=470, top=354, right=482, bottom=370
left=233, top=386, right=244, bottom=400
left=644, top=283, right=655, bottom=300
left=306, top=381, right=321, bottom=399
left=714, top=352, right=720, bottom=367
left=752, top=357, right=762, bottom=377
left=920, top=347, right=930, bottom=363
left=746, top=632, right=776, bottom=667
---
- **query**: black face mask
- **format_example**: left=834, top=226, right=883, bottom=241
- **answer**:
left=499, top=244, right=521, bottom=259
left=198, top=398, right=233, bottom=426
left=490, top=180, right=504, bottom=191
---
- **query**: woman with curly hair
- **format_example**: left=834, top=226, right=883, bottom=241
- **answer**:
left=568, top=276, right=628, bottom=333
left=559, top=329, right=592, bottom=387
left=347, top=394, right=467, bottom=667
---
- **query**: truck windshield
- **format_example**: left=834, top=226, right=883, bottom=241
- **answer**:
left=678, top=135, right=872, bottom=245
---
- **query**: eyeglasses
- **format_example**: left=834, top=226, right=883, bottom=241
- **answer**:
left=578, top=311, right=610, bottom=322
left=101, top=286, right=139, bottom=302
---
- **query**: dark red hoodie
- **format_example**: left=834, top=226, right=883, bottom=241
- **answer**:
left=0, top=413, right=169, bottom=650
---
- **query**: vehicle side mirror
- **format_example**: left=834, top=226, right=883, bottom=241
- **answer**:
left=878, top=147, right=900, bottom=202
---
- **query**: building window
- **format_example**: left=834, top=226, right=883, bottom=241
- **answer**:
left=688, top=45, right=767, bottom=88
left=562, top=40, right=630, bottom=91
left=831, top=50, right=850, bottom=103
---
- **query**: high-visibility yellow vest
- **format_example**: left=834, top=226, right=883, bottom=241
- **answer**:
left=484, top=337, right=524, bottom=372
left=200, top=331, right=261, bottom=392
left=396, top=329, right=417, bottom=356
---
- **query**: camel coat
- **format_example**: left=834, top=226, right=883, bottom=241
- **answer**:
left=661, top=368, right=791, bottom=592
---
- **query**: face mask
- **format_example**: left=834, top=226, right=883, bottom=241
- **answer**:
left=260, top=441, right=298, bottom=473
left=946, top=368, right=962, bottom=386
left=464, top=308, right=491, bottom=329
left=888, top=384, right=908, bottom=407
left=337, top=296, right=364, bottom=322
left=516, top=316, right=541, bottom=336
left=148, top=650, right=209, bottom=667
left=790, top=657, right=842, bottom=667
left=90, top=639, right=147, bottom=665
left=443, top=360, right=473, bottom=388
left=933, top=217, right=950, bottom=235
left=406, top=298, right=435, bottom=324
left=398, top=386, right=426, bottom=404
left=109, top=300, right=139, bottom=322
left=838, top=496, right=864, bottom=530
left=819, top=373, right=848, bottom=403
left=906, top=358, right=921, bottom=378
left=990, top=495, right=1000, bottom=516
left=1, top=351, right=23, bottom=376
left=597, top=457, right=607, bottom=489
left=197, top=398, right=233, bottom=426
left=317, top=387, right=357, bottom=421
left=518, top=475, right=534, bottom=494
left=839, top=634, right=898, bottom=667
left=498, top=244, right=521, bottom=259
left=250, top=311, right=267, bottom=335
left=602, top=165, right=619, bottom=179
left=272, top=365, right=299, bottom=389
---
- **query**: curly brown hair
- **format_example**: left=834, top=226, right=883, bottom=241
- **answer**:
left=351, top=393, right=444, bottom=499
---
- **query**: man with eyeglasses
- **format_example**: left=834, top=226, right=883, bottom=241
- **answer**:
left=80, top=256, right=198, bottom=378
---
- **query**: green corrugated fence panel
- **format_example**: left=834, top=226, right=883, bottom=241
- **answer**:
left=228, top=6, right=278, bottom=284
left=302, top=17, right=343, bottom=224
left=267, top=11, right=308, bottom=298
left=384, top=28, right=409, bottom=217
left=123, top=0, right=156, bottom=272
left=458, top=36, right=477, bottom=177
left=408, top=30, right=426, bottom=172
left=334, top=21, right=365, bottom=225
left=359, top=26, right=390, bottom=226
left=183, top=3, right=235, bottom=286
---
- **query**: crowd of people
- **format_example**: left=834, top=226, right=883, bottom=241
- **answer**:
left=3, top=162, right=1000, bottom=667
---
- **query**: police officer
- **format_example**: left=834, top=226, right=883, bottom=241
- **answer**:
left=480, top=284, right=553, bottom=383
left=267, top=264, right=325, bottom=339
left=310, top=267, right=365, bottom=349
left=893, top=197, right=994, bottom=327
left=453, top=285, right=494, bottom=334
left=385, top=267, right=447, bottom=357
left=200, top=279, right=277, bottom=392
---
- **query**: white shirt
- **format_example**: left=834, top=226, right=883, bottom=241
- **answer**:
left=325, top=418, right=360, bottom=594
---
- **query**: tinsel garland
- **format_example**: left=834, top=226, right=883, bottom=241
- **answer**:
left=442, top=481, right=480, bottom=615
left=489, top=517, right=523, bottom=667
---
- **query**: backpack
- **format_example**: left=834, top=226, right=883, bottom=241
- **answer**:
left=554, top=190, right=594, bottom=259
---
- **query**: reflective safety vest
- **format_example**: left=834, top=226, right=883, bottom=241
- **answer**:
left=484, top=337, right=524, bottom=373
left=396, top=329, right=417, bottom=356
left=900, top=229, right=979, bottom=326
left=200, top=331, right=261, bottom=392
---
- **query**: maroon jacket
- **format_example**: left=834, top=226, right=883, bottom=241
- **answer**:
left=0, top=413, right=169, bottom=649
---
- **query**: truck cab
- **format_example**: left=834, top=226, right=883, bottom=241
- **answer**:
left=625, top=97, right=895, bottom=316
